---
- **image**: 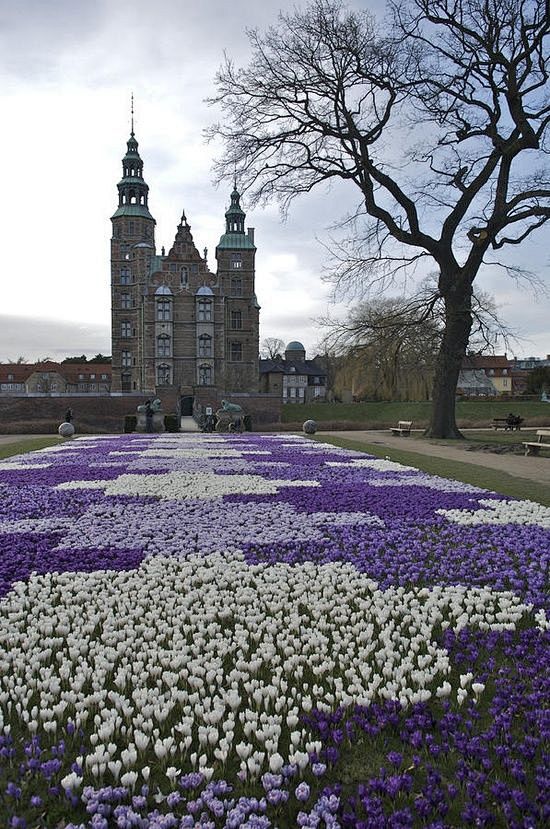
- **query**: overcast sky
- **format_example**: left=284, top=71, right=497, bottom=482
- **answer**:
left=0, top=0, right=548, bottom=363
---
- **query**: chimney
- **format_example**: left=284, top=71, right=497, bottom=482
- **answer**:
left=247, top=227, right=255, bottom=244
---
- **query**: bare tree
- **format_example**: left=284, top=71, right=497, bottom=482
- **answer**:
left=260, top=337, right=286, bottom=360
left=209, top=0, right=549, bottom=437
left=7, top=356, right=29, bottom=364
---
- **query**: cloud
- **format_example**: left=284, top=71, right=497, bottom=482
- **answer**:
left=0, top=315, right=110, bottom=363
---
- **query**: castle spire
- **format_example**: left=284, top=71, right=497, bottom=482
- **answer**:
left=111, top=117, right=155, bottom=222
left=225, top=183, right=246, bottom=235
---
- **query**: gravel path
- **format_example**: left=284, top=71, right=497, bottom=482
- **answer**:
left=318, top=430, right=550, bottom=488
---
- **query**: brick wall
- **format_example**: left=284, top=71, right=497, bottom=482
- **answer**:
left=0, top=391, right=281, bottom=433
left=0, top=395, right=149, bottom=434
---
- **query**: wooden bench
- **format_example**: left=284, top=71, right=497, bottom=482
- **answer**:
left=523, top=429, right=550, bottom=456
left=493, top=416, right=523, bottom=431
left=391, top=420, right=412, bottom=436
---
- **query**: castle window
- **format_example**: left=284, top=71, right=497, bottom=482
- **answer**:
left=198, top=334, right=212, bottom=357
left=157, top=364, right=171, bottom=385
left=128, top=221, right=135, bottom=234
left=121, top=321, right=132, bottom=338
left=120, top=267, right=131, bottom=284
left=231, top=254, right=242, bottom=269
left=230, top=341, right=242, bottom=361
left=156, top=298, right=172, bottom=321
left=122, top=351, right=132, bottom=368
left=157, top=334, right=171, bottom=357
left=198, top=364, right=212, bottom=386
left=121, top=293, right=131, bottom=309
left=121, top=373, right=131, bottom=392
left=231, top=277, right=243, bottom=297
left=198, top=299, right=212, bottom=321
left=230, top=310, right=242, bottom=330
left=101, top=373, right=108, bottom=380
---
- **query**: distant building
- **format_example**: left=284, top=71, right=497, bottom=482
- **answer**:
left=110, top=126, right=260, bottom=408
left=0, top=362, right=112, bottom=395
left=458, top=353, right=525, bottom=396
left=260, top=341, right=327, bottom=403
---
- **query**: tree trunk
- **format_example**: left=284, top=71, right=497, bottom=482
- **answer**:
left=425, top=281, right=473, bottom=439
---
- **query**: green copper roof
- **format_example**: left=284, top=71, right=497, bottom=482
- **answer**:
left=111, top=204, right=155, bottom=221
left=216, top=233, right=256, bottom=250
left=117, top=176, right=147, bottom=187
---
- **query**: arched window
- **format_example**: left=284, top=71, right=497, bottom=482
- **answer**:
left=198, top=334, right=212, bottom=357
left=157, top=334, right=171, bottom=357
left=157, top=364, right=171, bottom=385
left=156, top=297, right=172, bottom=321
left=198, top=364, right=212, bottom=386
left=197, top=298, right=212, bottom=321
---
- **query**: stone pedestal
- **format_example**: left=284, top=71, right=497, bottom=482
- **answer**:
left=136, top=411, right=165, bottom=433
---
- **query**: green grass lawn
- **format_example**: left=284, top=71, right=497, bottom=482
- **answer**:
left=283, top=400, right=550, bottom=427
left=0, top=437, right=64, bottom=460
left=315, top=433, right=550, bottom=506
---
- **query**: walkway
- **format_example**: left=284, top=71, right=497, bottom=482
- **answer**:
left=318, top=430, right=550, bottom=488
left=180, top=416, right=201, bottom=433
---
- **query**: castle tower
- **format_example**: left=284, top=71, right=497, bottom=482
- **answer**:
left=109, top=121, right=261, bottom=405
left=110, top=123, right=156, bottom=392
left=215, top=186, right=260, bottom=393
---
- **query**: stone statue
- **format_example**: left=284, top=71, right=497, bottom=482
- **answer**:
left=221, top=399, right=244, bottom=414
left=137, top=397, right=162, bottom=413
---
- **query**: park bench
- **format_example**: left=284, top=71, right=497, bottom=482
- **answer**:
left=492, top=415, right=524, bottom=431
left=391, top=420, right=412, bottom=436
left=523, top=429, right=550, bottom=456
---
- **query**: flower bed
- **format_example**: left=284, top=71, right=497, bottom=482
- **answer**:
left=0, top=434, right=547, bottom=828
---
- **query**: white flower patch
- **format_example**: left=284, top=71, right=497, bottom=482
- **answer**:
left=326, top=458, right=417, bottom=473
left=437, top=498, right=550, bottom=528
left=0, top=461, right=52, bottom=470
left=141, top=447, right=255, bottom=459
left=0, top=554, right=531, bottom=786
left=55, top=471, right=320, bottom=500
left=0, top=517, right=74, bottom=535
left=369, top=474, right=484, bottom=494
left=74, top=436, right=120, bottom=440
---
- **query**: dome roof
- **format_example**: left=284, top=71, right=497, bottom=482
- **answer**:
left=196, top=286, right=214, bottom=296
left=286, top=341, right=305, bottom=351
left=155, top=285, right=173, bottom=295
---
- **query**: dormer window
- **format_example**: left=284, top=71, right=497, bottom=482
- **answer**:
left=198, top=298, right=212, bottom=321
left=156, top=297, right=172, bottom=321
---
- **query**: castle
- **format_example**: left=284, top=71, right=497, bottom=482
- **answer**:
left=110, top=125, right=260, bottom=409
